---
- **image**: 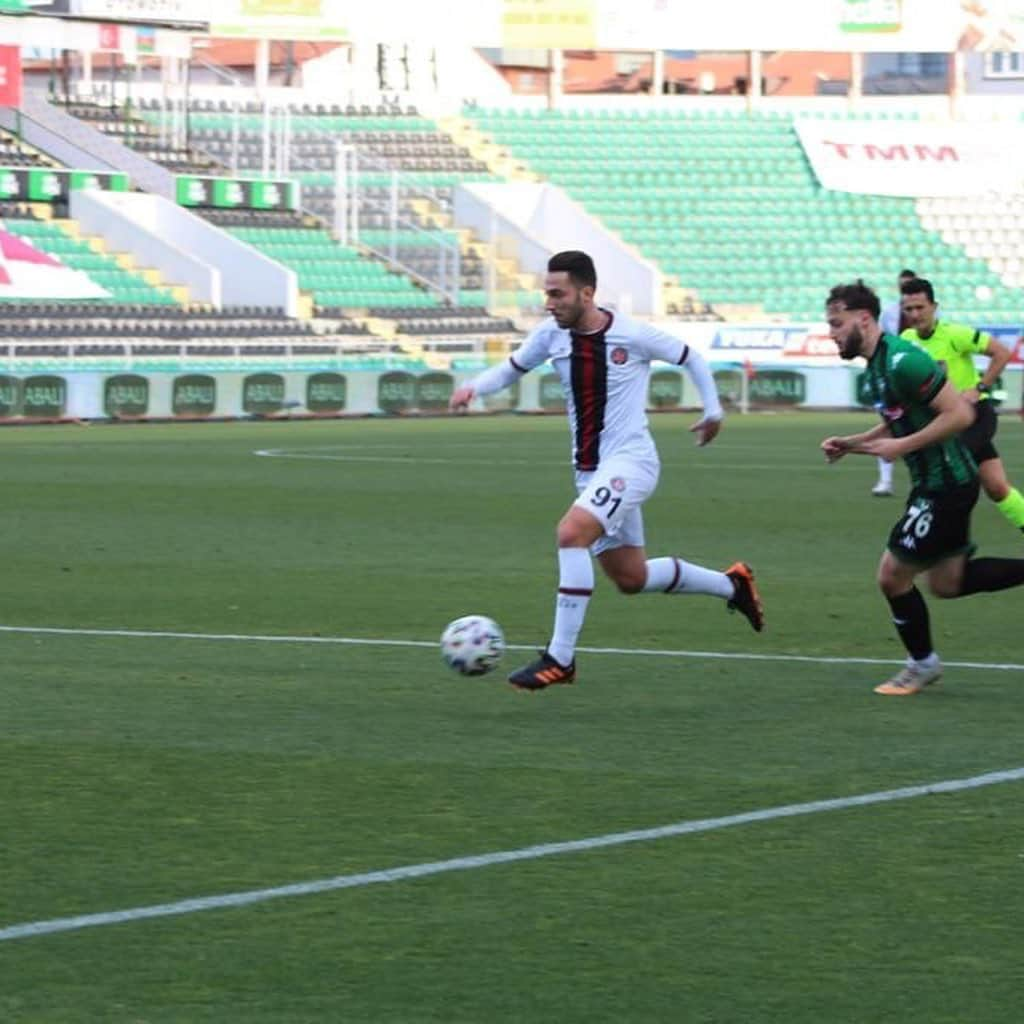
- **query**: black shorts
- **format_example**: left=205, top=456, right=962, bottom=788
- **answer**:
left=962, top=398, right=999, bottom=464
left=887, top=481, right=980, bottom=567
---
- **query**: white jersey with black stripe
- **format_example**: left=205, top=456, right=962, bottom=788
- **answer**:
left=509, top=309, right=690, bottom=470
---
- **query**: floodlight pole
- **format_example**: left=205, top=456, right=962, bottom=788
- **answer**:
left=230, top=96, right=240, bottom=175
left=349, top=147, right=359, bottom=246
left=334, top=140, right=348, bottom=246
left=282, top=105, right=290, bottom=176
left=486, top=206, right=496, bottom=311
left=261, top=98, right=271, bottom=178
left=334, top=143, right=360, bottom=248
left=388, top=169, right=398, bottom=264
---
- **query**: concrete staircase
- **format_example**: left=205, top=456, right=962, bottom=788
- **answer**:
left=52, top=212, right=188, bottom=305
left=437, top=115, right=540, bottom=183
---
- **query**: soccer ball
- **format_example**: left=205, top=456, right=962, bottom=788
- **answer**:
left=440, top=615, right=505, bottom=676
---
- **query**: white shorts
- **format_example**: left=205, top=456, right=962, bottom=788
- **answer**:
left=572, top=454, right=660, bottom=555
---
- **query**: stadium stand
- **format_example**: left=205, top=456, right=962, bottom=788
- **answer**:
left=0, top=295, right=390, bottom=369
left=916, top=193, right=1024, bottom=291
left=464, top=106, right=1024, bottom=323
left=213, top=219, right=444, bottom=312
left=58, top=101, right=223, bottom=176
left=47, top=97, right=528, bottom=328
left=0, top=127, right=59, bottom=169
left=133, top=100, right=529, bottom=312
left=18, top=92, right=1021, bottom=341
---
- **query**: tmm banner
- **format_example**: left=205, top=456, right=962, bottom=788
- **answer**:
left=794, top=118, right=1024, bottom=197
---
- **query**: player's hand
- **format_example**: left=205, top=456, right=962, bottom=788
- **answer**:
left=821, top=436, right=851, bottom=463
left=448, top=386, right=475, bottom=413
left=963, top=387, right=980, bottom=404
left=690, top=415, right=722, bottom=447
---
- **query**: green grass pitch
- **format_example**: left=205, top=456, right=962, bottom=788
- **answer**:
left=2, top=412, right=1023, bottom=1022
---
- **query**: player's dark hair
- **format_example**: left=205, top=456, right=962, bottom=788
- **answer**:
left=548, top=250, right=597, bottom=290
left=826, top=280, right=881, bottom=319
left=900, top=276, right=935, bottom=303
left=898, top=268, right=917, bottom=281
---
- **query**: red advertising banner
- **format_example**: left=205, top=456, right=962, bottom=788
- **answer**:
left=97, top=24, right=121, bottom=51
left=0, top=46, right=22, bottom=109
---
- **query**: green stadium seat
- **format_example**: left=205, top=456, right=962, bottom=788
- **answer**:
left=461, top=105, right=1023, bottom=321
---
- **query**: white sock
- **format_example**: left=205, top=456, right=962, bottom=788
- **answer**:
left=911, top=652, right=941, bottom=670
left=642, top=557, right=734, bottom=599
left=547, top=547, right=593, bottom=666
left=878, top=458, right=893, bottom=487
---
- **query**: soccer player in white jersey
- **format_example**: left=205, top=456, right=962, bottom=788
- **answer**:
left=448, top=250, right=764, bottom=691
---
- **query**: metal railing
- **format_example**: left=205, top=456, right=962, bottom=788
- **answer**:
left=133, top=98, right=465, bottom=304
left=331, top=141, right=460, bottom=304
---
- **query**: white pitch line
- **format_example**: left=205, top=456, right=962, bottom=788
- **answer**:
left=1, top=624, right=1022, bottom=672
left=2, top=765, right=1022, bottom=944
left=255, top=448, right=545, bottom=466
left=254, top=449, right=814, bottom=471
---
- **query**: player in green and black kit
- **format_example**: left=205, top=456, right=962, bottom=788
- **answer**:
left=821, top=281, right=1024, bottom=696
left=899, top=276, right=1024, bottom=535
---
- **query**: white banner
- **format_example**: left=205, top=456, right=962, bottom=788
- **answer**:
left=69, top=0, right=208, bottom=23
left=0, top=225, right=109, bottom=300
left=794, top=118, right=1024, bottom=197
left=211, top=0, right=349, bottom=40
left=205, top=0, right=1011, bottom=50
left=24, top=0, right=1012, bottom=50
left=596, top=0, right=949, bottom=52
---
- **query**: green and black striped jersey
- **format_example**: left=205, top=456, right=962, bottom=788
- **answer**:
left=862, top=333, right=977, bottom=492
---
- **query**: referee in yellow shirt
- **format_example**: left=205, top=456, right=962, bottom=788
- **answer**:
left=900, top=276, right=1024, bottom=534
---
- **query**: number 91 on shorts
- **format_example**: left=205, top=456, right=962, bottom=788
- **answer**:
left=573, top=456, right=659, bottom=549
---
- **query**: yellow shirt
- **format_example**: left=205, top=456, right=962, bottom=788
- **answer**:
left=900, top=321, right=989, bottom=397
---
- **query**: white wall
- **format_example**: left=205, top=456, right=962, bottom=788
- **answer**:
left=454, top=181, right=663, bottom=314
left=72, top=190, right=220, bottom=305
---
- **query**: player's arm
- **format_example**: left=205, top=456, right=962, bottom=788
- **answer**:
left=862, top=381, right=973, bottom=461
left=448, top=329, right=548, bottom=412
left=636, top=323, right=724, bottom=445
left=678, top=345, right=724, bottom=446
left=448, top=357, right=524, bottom=412
left=821, top=421, right=892, bottom=462
left=971, top=334, right=1012, bottom=399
